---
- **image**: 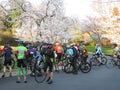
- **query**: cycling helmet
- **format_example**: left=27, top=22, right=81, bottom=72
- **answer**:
left=18, top=40, right=23, bottom=44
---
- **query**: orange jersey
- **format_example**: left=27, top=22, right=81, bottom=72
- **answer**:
left=54, top=45, right=62, bottom=53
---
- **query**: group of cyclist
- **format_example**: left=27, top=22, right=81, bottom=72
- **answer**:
left=0, top=40, right=120, bottom=84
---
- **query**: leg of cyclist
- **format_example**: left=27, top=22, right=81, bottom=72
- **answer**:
left=71, top=57, right=78, bottom=74
left=8, top=60, right=12, bottom=77
left=96, top=54, right=102, bottom=65
left=2, top=66, right=6, bottom=78
left=16, top=59, right=27, bottom=83
left=82, top=55, right=88, bottom=63
left=57, top=53, right=62, bottom=72
left=47, top=58, right=53, bottom=84
left=45, top=57, right=54, bottom=84
left=1, top=60, right=8, bottom=78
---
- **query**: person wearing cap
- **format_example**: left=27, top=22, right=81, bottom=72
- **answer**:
left=15, top=40, right=28, bottom=83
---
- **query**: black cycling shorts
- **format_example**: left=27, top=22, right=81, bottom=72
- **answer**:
left=17, top=59, right=26, bottom=68
left=4, top=59, right=12, bottom=66
left=44, top=57, right=53, bottom=72
left=56, top=53, right=62, bottom=62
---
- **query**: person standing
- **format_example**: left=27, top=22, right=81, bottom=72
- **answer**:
left=44, top=44, right=54, bottom=84
left=54, top=43, right=63, bottom=71
left=15, top=40, right=28, bottom=83
left=82, top=43, right=88, bottom=63
left=1, top=43, right=13, bottom=78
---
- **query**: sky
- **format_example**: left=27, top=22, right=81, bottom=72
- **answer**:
left=64, top=0, right=93, bottom=18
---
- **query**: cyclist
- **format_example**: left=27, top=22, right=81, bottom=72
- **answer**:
left=15, top=40, right=28, bottom=83
left=82, top=43, right=88, bottom=63
left=40, top=43, right=48, bottom=61
left=1, top=43, right=13, bottom=78
left=32, top=46, right=43, bottom=73
left=54, top=43, right=63, bottom=71
left=27, top=43, right=35, bottom=76
left=33, top=46, right=42, bottom=64
left=66, top=44, right=79, bottom=74
left=95, top=44, right=103, bottom=65
left=44, top=43, right=54, bottom=84
left=112, top=43, right=120, bottom=60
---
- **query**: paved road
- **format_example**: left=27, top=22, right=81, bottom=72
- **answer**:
left=0, top=65, right=120, bottom=90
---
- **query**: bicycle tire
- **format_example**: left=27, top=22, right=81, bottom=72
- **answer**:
left=90, top=57, right=99, bottom=66
left=80, top=62, right=91, bottom=73
left=64, top=63, right=73, bottom=73
left=106, top=60, right=115, bottom=69
left=34, top=61, right=46, bottom=83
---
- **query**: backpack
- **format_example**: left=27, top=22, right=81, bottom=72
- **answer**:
left=67, top=48, right=74, bottom=57
left=71, top=47, right=79, bottom=58
left=4, top=47, right=12, bottom=60
left=45, top=47, right=54, bottom=58
left=28, top=46, right=34, bottom=55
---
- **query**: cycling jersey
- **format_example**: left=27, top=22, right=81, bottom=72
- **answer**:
left=96, top=47, right=102, bottom=55
left=54, top=45, right=62, bottom=54
left=3, top=46, right=13, bottom=60
left=15, top=46, right=27, bottom=59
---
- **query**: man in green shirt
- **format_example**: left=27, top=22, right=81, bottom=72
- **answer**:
left=15, top=40, right=28, bottom=83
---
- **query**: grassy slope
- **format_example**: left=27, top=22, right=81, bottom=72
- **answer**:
left=86, top=46, right=113, bottom=55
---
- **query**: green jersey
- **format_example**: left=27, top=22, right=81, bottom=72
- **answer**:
left=15, top=46, right=27, bottom=59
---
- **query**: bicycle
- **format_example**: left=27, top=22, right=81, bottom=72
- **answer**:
left=89, top=53, right=107, bottom=67
left=63, top=55, right=91, bottom=74
left=34, top=57, right=46, bottom=83
left=25, top=56, right=36, bottom=72
left=106, top=55, right=120, bottom=69
left=77, top=56, right=91, bottom=73
left=53, top=55, right=67, bottom=73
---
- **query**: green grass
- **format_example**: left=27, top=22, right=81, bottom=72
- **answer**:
left=86, top=46, right=113, bottom=55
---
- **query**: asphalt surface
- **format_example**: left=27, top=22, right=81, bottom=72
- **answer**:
left=0, top=65, right=120, bottom=90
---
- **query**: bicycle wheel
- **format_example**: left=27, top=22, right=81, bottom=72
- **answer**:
left=90, top=57, right=99, bottom=66
left=34, top=62, right=46, bottom=83
left=101, top=57, right=107, bottom=65
left=106, top=60, right=115, bottom=69
left=80, top=62, right=91, bottom=73
left=117, top=61, right=120, bottom=69
left=61, top=59, right=67, bottom=72
left=64, top=63, right=73, bottom=73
